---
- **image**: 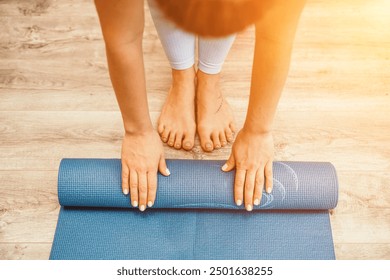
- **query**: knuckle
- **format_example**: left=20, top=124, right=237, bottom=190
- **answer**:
left=235, top=180, right=244, bottom=188
left=138, top=185, right=147, bottom=193
left=245, top=181, right=254, bottom=190
left=122, top=174, right=129, bottom=181
left=255, top=178, right=264, bottom=186
left=122, top=168, right=129, bottom=175
left=265, top=169, right=273, bottom=178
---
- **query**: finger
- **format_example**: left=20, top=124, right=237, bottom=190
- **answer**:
left=234, top=169, right=246, bottom=206
left=147, top=171, right=157, bottom=208
left=158, top=155, right=170, bottom=176
left=121, top=163, right=130, bottom=195
left=265, top=161, right=274, bottom=193
left=253, top=169, right=265, bottom=206
left=129, top=169, right=138, bottom=207
left=222, top=153, right=235, bottom=172
left=244, top=170, right=256, bottom=211
left=138, top=171, right=147, bottom=211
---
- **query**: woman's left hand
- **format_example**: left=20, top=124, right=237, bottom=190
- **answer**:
left=222, top=128, right=274, bottom=211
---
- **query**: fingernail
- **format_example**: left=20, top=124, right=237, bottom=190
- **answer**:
left=132, top=201, right=138, bottom=207
left=236, top=199, right=242, bottom=206
left=123, top=189, right=129, bottom=195
left=254, top=199, right=260, bottom=206
left=222, top=164, right=228, bottom=171
left=147, top=201, right=153, bottom=207
left=166, top=168, right=171, bottom=176
left=267, top=187, right=273, bottom=194
left=139, top=205, right=145, bottom=212
left=246, top=204, right=253, bottom=212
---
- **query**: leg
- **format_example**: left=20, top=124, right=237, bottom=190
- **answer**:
left=196, top=35, right=236, bottom=152
left=148, top=0, right=196, bottom=150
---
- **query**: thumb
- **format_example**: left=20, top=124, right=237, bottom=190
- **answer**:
left=222, top=153, right=235, bottom=172
left=158, top=155, right=170, bottom=176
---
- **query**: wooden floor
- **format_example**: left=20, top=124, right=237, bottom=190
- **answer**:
left=0, top=0, right=389, bottom=260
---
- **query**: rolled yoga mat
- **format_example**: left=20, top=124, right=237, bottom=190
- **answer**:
left=50, top=159, right=338, bottom=260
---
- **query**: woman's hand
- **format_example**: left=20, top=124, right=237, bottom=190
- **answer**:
left=121, top=129, right=170, bottom=211
left=222, top=128, right=274, bottom=211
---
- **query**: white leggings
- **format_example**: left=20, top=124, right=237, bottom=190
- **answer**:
left=148, top=0, right=236, bottom=75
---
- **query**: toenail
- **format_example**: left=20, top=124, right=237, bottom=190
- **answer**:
left=215, top=145, right=221, bottom=149
left=205, top=143, right=212, bottom=149
left=185, top=142, right=191, bottom=148
left=175, top=144, right=180, bottom=148
left=222, top=142, right=227, bottom=146
left=168, top=142, right=173, bottom=146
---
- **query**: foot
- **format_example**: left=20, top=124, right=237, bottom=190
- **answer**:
left=196, top=70, right=236, bottom=152
left=158, top=67, right=196, bottom=150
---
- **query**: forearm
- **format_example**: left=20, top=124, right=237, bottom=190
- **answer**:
left=95, top=0, right=152, bottom=135
left=106, top=43, right=153, bottom=134
left=244, top=0, right=305, bottom=134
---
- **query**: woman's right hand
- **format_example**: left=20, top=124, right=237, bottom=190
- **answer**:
left=121, top=129, right=170, bottom=211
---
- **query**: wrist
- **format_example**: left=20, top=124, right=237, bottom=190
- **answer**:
left=242, top=121, right=273, bottom=135
left=124, top=122, right=154, bottom=136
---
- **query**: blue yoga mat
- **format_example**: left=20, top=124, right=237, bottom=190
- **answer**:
left=50, top=159, right=338, bottom=260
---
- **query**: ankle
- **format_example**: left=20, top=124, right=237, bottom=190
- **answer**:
left=196, top=70, right=221, bottom=87
left=171, top=67, right=196, bottom=85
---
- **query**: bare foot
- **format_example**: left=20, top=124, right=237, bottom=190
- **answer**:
left=158, top=67, right=196, bottom=150
left=196, top=70, right=236, bottom=152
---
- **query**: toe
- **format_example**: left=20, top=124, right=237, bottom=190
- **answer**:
left=199, top=129, right=214, bottom=152
left=167, top=132, right=175, bottom=147
left=182, top=132, right=195, bottom=151
left=174, top=133, right=183, bottom=150
left=211, top=132, right=221, bottom=149
left=229, top=122, right=236, bottom=133
left=225, top=127, right=234, bottom=142
left=157, top=123, right=164, bottom=134
left=219, top=132, right=227, bottom=147
left=161, top=128, right=170, bottom=143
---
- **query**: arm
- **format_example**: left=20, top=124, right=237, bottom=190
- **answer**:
left=223, top=0, right=306, bottom=210
left=95, top=0, right=169, bottom=211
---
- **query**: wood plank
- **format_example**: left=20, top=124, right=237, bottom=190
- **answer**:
left=0, top=171, right=59, bottom=243
left=0, top=243, right=51, bottom=260
left=334, top=243, right=390, bottom=260
left=0, top=111, right=388, bottom=171
left=0, top=88, right=389, bottom=112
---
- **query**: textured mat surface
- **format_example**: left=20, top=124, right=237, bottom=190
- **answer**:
left=50, top=159, right=338, bottom=260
